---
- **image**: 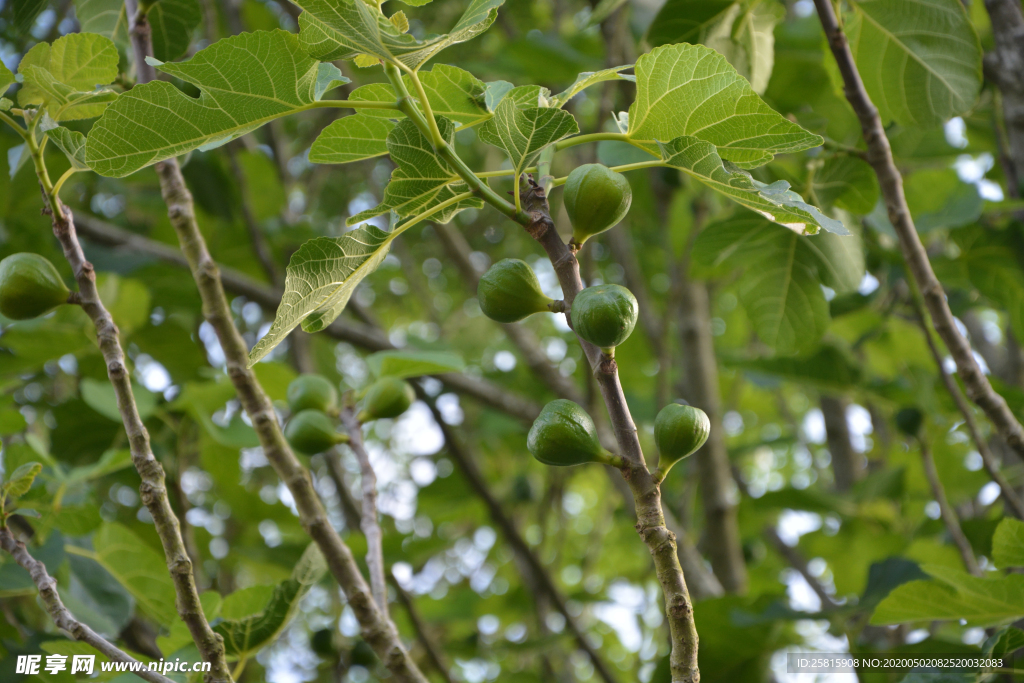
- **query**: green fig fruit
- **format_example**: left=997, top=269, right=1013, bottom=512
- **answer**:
left=359, top=376, right=415, bottom=422
left=285, top=409, right=345, bottom=455
left=0, top=253, right=71, bottom=321
left=477, top=259, right=554, bottom=323
left=654, top=403, right=710, bottom=472
left=287, top=374, right=338, bottom=414
left=570, top=284, right=638, bottom=351
left=563, top=164, right=632, bottom=247
left=528, top=399, right=616, bottom=467
left=895, top=407, right=924, bottom=437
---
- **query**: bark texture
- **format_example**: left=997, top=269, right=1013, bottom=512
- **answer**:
left=820, top=395, right=863, bottom=492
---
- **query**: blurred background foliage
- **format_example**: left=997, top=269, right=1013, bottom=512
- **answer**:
left=0, top=0, right=1022, bottom=682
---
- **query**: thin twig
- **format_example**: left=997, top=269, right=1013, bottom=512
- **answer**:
left=917, top=436, right=982, bottom=577
left=0, top=528, right=176, bottom=683
left=339, top=408, right=388, bottom=614
left=124, top=5, right=428, bottom=679
left=814, top=0, right=1024, bottom=462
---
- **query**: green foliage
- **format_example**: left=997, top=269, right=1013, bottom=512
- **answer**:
left=17, top=32, right=119, bottom=121
left=365, top=349, right=466, bottom=379
left=992, top=518, right=1024, bottom=568
left=478, top=96, right=578, bottom=183
left=872, top=564, right=1024, bottom=627
left=147, top=0, right=203, bottom=62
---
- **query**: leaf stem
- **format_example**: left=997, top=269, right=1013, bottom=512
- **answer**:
left=52, top=167, right=78, bottom=199
left=554, top=131, right=629, bottom=151
left=405, top=70, right=445, bottom=150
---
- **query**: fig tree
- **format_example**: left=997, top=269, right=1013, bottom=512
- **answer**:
left=359, top=376, right=415, bottom=422
left=570, top=284, right=638, bottom=351
left=527, top=399, right=619, bottom=467
left=563, top=164, right=632, bottom=247
left=287, top=374, right=338, bottom=414
left=285, top=409, right=346, bottom=455
left=0, top=253, right=70, bottom=321
left=654, top=403, right=710, bottom=473
left=477, top=259, right=554, bottom=323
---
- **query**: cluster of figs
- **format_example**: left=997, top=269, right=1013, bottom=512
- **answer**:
left=283, top=373, right=415, bottom=455
left=477, top=163, right=711, bottom=475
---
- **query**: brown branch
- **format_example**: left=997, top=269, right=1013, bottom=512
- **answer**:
left=339, top=408, right=388, bottom=614
left=35, top=161, right=230, bottom=682
left=820, top=395, right=864, bottom=492
left=983, top=0, right=1024, bottom=199
left=917, top=436, right=982, bottom=577
left=418, top=389, right=620, bottom=683
left=124, top=7, right=428, bottom=680
left=0, top=528, right=176, bottom=683
left=814, top=0, right=1024, bottom=462
left=520, top=178, right=699, bottom=683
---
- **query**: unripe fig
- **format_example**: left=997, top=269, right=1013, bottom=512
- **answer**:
left=285, top=409, right=346, bottom=455
left=477, top=259, right=554, bottom=323
left=359, top=376, right=414, bottom=422
left=528, top=399, right=617, bottom=467
left=0, top=253, right=70, bottom=321
left=570, top=284, right=638, bottom=351
left=895, top=407, right=924, bottom=437
left=563, top=164, right=632, bottom=247
left=287, top=374, right=338, bottom=414
left=654, top=403, right=710, bottom=472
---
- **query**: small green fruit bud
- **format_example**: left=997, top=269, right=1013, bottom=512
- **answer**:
left=895, top=407, right=924, bottom=437
left=563, top=164, right=632, bottom=247
left=287, top=374, right=338, bottom=414
left=0, top=253, right=71, bottom=321
left=360, top=376, right=414, bottom=421
left=285, top=409, right=345, bottom=455
left=478, top=259, right=554, bottom=323
left=570, top=284, right=638, bottom=350
left=654, top=403, right=710, bottom=472
left=528, top=399, right=614, bottom=467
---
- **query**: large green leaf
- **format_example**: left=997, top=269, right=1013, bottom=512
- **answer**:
left=478, top=97, right=578, bottom=182
left=659, top=136, right=846, bottom=235
left=148, top=0, right=203, bottom=62
left=18, top=33, right=119, bottom=121
left=86, top=30, right=353, bottom=178
left=296, top=0, right=504, bottom=70
left=214, top=544, right=326, bottom=657
left=872, top=564, right=1024, bottom=627
left=811, top=155, right=879, bottom=215
left=993, top=518, right=1024, bottom=568
left=310, top=115, right=396, bottom=164
left=348, top=117, right=482, bottom=226
left=79, top=523, right=178, bottom=627
left=693, top=214, right=863, bottom=353
left=845, top=0, right=982, bottom=127
left=627, top=43, right=822, bottom=167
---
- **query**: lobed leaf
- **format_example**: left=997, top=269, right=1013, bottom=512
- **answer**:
left=478, top=97, right=578, bottom=181
left=85, top=30, right=352, bottom=178
left=628, top=43, right=822, bottom=167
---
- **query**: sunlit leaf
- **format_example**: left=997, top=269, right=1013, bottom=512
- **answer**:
left=310, top=115, right=396, bottom=164
left=478, top=97, right=578, bottom=181
left=18, top=33, right=119, bottom=121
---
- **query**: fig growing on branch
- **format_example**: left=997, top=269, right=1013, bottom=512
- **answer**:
left=563, top=163, right=632, bottom=248
left=528, top=399, right=619, bottom=467
left=285, top=409, right=347, bottom=455
left=477, top=259, right=554, bottom=323
left=359, top=376, right=415, bottom=422
left=0, top=253, right=71, bottom=321
left=287, top=374, right=338, bottom=414
left=654, top=403, right=710, bottom=473
left=570, top=284, right=638, bottom=352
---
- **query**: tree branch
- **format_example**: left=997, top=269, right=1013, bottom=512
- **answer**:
left=917, top=436, right=982, bottom=577
left=339, top=408, right=388, bottom=614
left=125, top=6, right=428, bottom=679
left=814, top=0, right=1024, bottom=462
left=0, top=528, right=176, bottom=683
left=983, top=0, right=1024, bottom=199
left=820, top=395, right=863, bottom=492
left=30, top=131, right=230, bottom=683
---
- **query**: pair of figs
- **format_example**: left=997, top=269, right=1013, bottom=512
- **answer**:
left=477, top=260, right=638, bottom=351
left=528, top=399, right=709, bottom=475
left=283, top=374, right=415, bottom=455
left=0, top=253, right=70, bottom=321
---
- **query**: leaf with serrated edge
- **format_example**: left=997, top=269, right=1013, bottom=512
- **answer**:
left=846, top=0, right=981, bottom=127
left=148, top=0, right=202, bottom=62
left=47, top=127, right=89, bottom=170
left=310, top=115, right=396, bottom=164
left=479, top=98, right=578, bottom=179
left=628, top=43, right=821, bottom=168
left=296, top=0, right=504, bottom=71
left=549, top=65, right=635, bottom=109
left=86, top=30, right=354, bottom=178
left=348, top=117, right=482, bottom=226
left=659, top=136, right=846, bottom=235
left=993, top=518, right=1024, bottom=568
